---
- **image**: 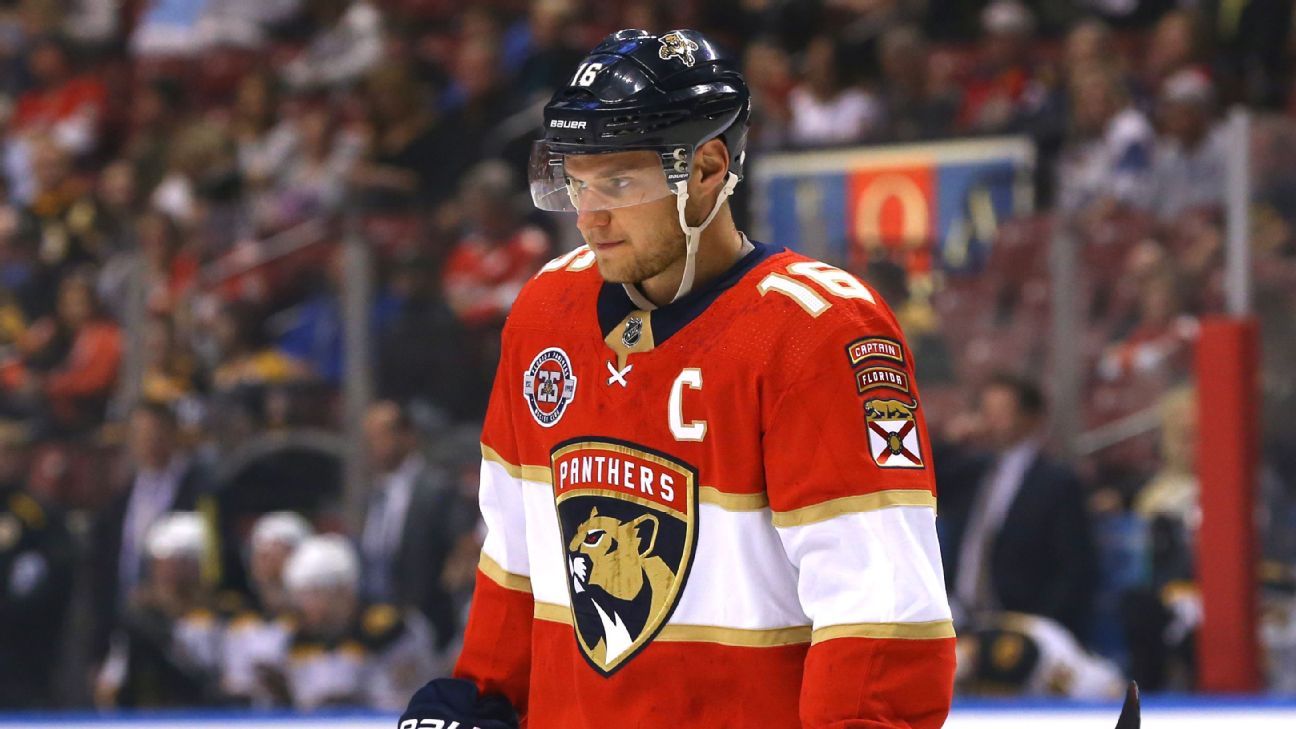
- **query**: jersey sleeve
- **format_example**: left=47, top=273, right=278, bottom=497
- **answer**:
left=761, top=297, right=955, bottom=728
left=452, top=324, right=534, bottom=718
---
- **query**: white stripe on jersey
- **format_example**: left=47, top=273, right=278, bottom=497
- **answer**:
left=776, top=506, right=952, bottom=632
left=481, top=459, right=951, bottom=637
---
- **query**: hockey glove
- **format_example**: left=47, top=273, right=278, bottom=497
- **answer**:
left=397, top=677, right=518, bottom=729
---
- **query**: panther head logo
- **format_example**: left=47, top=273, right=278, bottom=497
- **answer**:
left=567, top=507, right=677, bottom=668
left=658, top=32, right=699, bottom=67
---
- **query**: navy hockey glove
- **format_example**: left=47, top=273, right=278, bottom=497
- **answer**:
left=397, top=678, right=518, bottom=729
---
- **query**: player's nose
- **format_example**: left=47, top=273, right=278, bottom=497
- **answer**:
left=576, top=207, right=612, bottom=234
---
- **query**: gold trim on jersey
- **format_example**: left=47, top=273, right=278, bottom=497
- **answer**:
left=534, top=600, right=813, bottom=647
left=811, top=619, right=956, bottom=644
left=770, top=489, right=936, bottom=528
left=481, top=443, right=552, bottom=484
left=483, top=444, right=772, bottom=513
left=479, top=552, right=533, bottom=594
left=603, top=310, right=656, bottom=370
left=698, top=487, right=769, bottom=511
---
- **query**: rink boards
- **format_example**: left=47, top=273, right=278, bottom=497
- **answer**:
left=4, top=699, right=1296, bottom=728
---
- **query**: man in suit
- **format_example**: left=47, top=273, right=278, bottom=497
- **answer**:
left=360, top=401, right=469, bottom=654
left=90, top=402, right=212, bottom=667
left=937, top=373, right=1098, bottom=644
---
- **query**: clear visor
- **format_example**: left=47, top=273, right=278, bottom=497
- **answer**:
left=529, top=141, right=689, bottom=212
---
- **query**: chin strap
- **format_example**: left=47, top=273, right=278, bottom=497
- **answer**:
left=620, top=171, right=742, bottom=309
left=670, top=172, right=740, bottom=302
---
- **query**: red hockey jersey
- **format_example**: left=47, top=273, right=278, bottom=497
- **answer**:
left=454, top=240, right=955, bottom=727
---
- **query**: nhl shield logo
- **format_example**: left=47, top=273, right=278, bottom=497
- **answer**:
left=621, top=316, right=643, bottom=347
left=551, top=438, right=698, bottom=676
left=865, top=399, right=925, bottom=468
left=658, top=32, right=699, bottom=67
left=523, top=348, right=578, bottom=428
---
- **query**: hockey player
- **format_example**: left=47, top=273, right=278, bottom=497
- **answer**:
left=95, top=512, right=223, bottom=707
left=955, top=612, right=1125, bottom=699
left=219, top=511, right=312, bottom=705
left=402, top=28, right=954, bottom=728
left=277, top=534, right=436, bottom=711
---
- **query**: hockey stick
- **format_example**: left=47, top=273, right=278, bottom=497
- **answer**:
left=1113, top=682, right=1140, bottom=729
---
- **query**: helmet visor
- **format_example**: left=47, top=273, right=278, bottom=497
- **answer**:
left=529, top=141, right=688, bottom=212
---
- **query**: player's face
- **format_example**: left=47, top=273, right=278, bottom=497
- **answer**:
left=251, top=541, right=293, bottom=591
left=294, top=586, right=355, bottom=636
left=567, top=151, right=686, bottom=285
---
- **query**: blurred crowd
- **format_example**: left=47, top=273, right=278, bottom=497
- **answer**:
left=1, top=0, right=1296, bottom=711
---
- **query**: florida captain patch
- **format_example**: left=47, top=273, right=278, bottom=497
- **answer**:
left=551, top=438, right=698, bottom=676
left=523, top=348, right=578, bottom=427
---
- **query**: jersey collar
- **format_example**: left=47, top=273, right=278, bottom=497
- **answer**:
left=596, top=235, right=781, bottom=346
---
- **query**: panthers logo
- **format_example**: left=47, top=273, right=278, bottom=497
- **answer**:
left=658, top=32, right=699, bottom=67
left=552, top=438, right=698, bottom=675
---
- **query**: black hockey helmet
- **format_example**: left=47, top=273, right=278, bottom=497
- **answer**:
left=529, top=28, right=751, bottom=214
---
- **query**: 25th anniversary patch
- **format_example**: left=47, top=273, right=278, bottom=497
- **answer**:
left=523, top=347, right=578, bottom=427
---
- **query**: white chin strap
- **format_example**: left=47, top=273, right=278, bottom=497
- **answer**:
left=620, top=171, right=741, bottom=309
left=670, top=171, right=740, bottom=302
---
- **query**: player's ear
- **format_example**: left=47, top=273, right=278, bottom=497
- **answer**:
left=692, top=138, right=730, bottom=193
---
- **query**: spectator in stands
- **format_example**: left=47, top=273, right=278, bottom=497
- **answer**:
left=1204, top=0, right=1293, bottom=108
left=140, top=314, right=203, bottom=409
left=95, top=512, right=223, bottom=708
left=0, top=420, right=74, bottom=708
left=1141, top=10, right=1206, bottom=104
left=152, top=119, right=243, bottom=250
left=877, top=24, right=959, bottom=142
left=1064, top=18, right=1120, bottom=75
left=360, top=400, right=469, bottom=655
left=90, top=402, right=213, bottom=668
left=438, top=36, right=516, bottom=194
left=220, top=511, right=311, bottom=705
left=375, top=252, right=477, bottom=421
left=275, top=246, right=399, bottom=387
left=269, top=104, right=362, bottom=226
left=0, top=272, right=122, bottom=432
left=442, top=160, right=550, bottom=330
left=123, top=79, right=189, bottom=196
left=210, top=300, right=310, bottom=394
left=233, top=71, right=297, bottom=200
left=90, top=160, right=145, bottom=282
left=742, top=37, right=795, bottom=152
left=937, top=373, right=1099, bottom=644
left=509, top=0, right=584, bottom=104
left=787, top=34, right=881, bottom=148
left=7, top=34, right=105, bottom=185
left=1055, top=65, right=1155, bottom=215
left=21, top=137, right=103, bottom=298
left=1097, top=267, right=1197, bottom=382
left=276, top=534, right=436, bottom=710
left=958, top=0, right=1040, bottom=135
left=1148, top=69, right=1227, bottom=221
left=124, top=211, right=197, bottom=320
left=349, top=63, right=446, bottom=211
left=281, top=0, right=383, bottom=91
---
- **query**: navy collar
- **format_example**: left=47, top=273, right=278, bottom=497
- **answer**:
left=596, top=240, right=781, bottom=345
